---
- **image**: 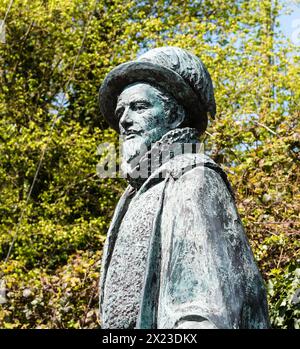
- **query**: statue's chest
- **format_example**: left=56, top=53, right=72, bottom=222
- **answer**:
left=102, top=182, right=164, bottom=329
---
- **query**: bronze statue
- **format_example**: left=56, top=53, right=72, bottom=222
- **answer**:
left=98, top=47, right=269, bottom=329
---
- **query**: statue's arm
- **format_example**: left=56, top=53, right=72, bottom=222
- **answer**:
left=158, top=166, right=268, bottom=329
left=175, top=319, right=217, bottom=329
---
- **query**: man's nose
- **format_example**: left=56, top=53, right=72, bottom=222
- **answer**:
left=119, top=107, right=133, bottom=132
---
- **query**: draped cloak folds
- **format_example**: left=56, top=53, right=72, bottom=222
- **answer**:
left=99, top=140, right=270, bottom=329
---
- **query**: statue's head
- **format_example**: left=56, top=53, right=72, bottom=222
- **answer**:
left=99, top=46, right=216, bottom=174
left=116, top=82, right=186, bottom=166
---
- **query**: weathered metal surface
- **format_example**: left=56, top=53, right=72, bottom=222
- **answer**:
left=98, top=47, right=270, bottom=329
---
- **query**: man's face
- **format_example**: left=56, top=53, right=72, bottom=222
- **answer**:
left=116, top=83, right=174, bottom=170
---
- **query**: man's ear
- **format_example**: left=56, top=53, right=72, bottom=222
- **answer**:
left=168, top=105, right=185, bottom=129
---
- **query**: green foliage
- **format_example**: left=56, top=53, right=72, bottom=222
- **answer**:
left=0, top=250, right=102, bottom=328
left=268, top=264, right=300, bottom=329
left=0, top=0, right=299, bottom=328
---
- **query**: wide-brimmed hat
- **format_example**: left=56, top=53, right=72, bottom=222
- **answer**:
left=99, top=46, right=216, bottom=134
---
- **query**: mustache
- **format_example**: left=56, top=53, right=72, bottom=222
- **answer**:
left=121, top=129, right=143, bottom=138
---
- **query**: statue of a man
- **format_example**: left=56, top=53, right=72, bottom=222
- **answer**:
left=98, top=47, right=270, bottom=329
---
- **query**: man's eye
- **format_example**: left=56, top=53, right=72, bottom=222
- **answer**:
left=133, top=102, right=149, bottom=111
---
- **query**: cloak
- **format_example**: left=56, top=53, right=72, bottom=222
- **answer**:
left=99, top=151, right=270, bottom=329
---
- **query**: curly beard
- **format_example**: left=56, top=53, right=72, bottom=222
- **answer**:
left=120, top=136, right=149, bottom=176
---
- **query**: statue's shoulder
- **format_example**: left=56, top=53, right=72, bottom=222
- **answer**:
left=162, top=153, right=234, bottom=199
left=162, top=152, right=221, bottom=178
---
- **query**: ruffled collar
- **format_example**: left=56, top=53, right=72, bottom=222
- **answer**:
left=123, top=127, right=200, bottom=189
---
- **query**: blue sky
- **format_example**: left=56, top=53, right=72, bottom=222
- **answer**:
left=279, top=2, right=300, bottom=44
